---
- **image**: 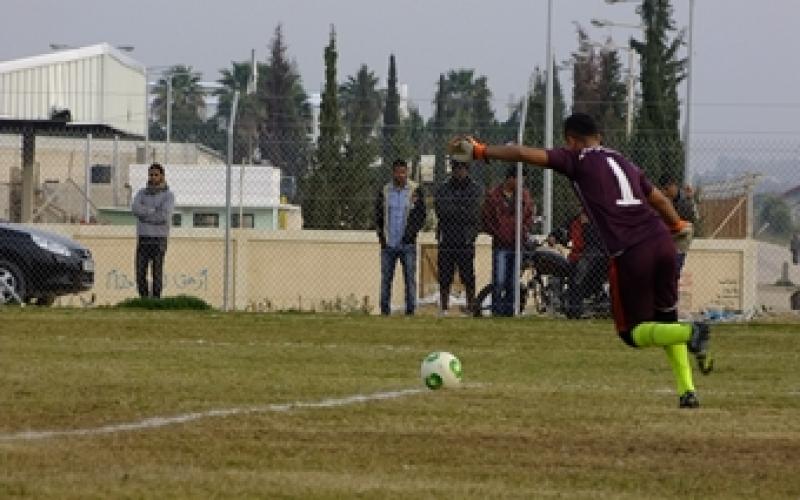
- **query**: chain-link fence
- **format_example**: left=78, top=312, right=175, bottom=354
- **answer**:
left=1, top=123, right=799, bottom=319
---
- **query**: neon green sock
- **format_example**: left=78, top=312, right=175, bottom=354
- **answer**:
left=632, top=322, right=691, bottom=348
left=664, top=344, right=695, bottom=395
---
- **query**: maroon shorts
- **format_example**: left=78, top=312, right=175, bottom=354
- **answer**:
left=608, top=231, right=678, bottom=332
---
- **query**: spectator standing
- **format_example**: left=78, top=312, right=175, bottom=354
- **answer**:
left=375, top=160, right=426, bottom=315
left=434, top=159, right=484, bottom=316
left=659, top=174, right=698, bottom=275
left=481, top=166, right=533, bottom=316
left=131, top=163, right=175, bottom=299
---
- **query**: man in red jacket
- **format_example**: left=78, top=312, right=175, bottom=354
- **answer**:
left=482, top=166, right=533, bottom=316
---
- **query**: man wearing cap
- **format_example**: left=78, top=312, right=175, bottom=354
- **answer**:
left=434, top=159, right=484, bottom=315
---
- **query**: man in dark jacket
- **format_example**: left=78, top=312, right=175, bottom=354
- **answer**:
left=482, top=166, right=533, bottom=316
left=375, top=159, right=426, bottom=315
left=659, top=174, right=698, bottom=276
left=434, top=159, right=484, bottom=315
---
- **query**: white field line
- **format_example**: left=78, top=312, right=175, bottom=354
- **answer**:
left=0, top=388, right=425, bottom=443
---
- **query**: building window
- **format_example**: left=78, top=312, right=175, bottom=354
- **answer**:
left=172, top=213, right=182, bottom=227
left=193, top=213, right=219, bottom=228
left=231, top=213, right=255, bottom=228
left=91, top=164, right=112, bottom=184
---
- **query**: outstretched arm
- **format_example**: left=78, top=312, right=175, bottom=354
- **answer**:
left=448, top=137, right=550, bottom=168
left=484, top=144, right=550, bottom=167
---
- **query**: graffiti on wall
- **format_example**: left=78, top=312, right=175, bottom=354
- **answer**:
left=105, top=268, right=210, bottom=292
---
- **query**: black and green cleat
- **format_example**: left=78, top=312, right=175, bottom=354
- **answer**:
left=679, top=391, right=701, bottom=409
left=696, top=351, right=714, bottom=375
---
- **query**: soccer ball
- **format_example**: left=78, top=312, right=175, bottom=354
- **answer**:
left=420, top=351, right=463, bottom=390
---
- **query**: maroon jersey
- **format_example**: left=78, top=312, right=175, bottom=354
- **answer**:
left=547, top=146, right=668, bottom=256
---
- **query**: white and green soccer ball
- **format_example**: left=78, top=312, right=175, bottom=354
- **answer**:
left=420, top=351, right=463, bottom=390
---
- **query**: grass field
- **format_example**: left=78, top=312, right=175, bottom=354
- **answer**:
left=2, top=309, right=799, bottom=499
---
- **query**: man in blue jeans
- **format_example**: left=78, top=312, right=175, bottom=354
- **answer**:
left=481, top=166, right=533, bottom=316
left=375, top=160, right=426, bottom=315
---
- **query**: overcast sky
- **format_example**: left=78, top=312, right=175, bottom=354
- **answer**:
left=3, top=0, right=799, bottom=139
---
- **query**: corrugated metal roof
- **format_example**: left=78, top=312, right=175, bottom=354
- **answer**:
left=0, top=42, right=145, bottom=74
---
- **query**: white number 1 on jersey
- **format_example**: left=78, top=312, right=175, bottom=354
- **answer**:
left=606, top=157, right=642, bottom=206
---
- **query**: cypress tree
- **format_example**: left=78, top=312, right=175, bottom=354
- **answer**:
left=300, top=25, right=343, bottom=228
left=631, top=0, right=686, bottom=183
left=432, top=74, right=447, bottom=186
left=382, top=54, right=400, bottom=170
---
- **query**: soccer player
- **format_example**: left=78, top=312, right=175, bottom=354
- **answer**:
left=449, top=113, right=713, bottom=408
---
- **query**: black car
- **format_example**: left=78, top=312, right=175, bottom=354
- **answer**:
left=0, top=222, right=94, bottom=305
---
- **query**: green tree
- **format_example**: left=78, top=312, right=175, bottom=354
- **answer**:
left=212, top=60, right=268, bottom=162
left=630, top=0, right=687, bottom=183
left=382, top=54, right=401, bottom=170
left=338, top=64, right=382, bottom=229
left=437, top=69, right=497, bottom=139
left=504, top=65, right=572, bottom=228
left=429, top=69, right=499, bottom=186
left=759, top=196, right=794, bottom=239
left=399, top=106, right=425, bottom=181
left=340, top=65, right=382, bottom=141
left=431, top=74, right=448, bottom=186
left=260, top=24, right=311, bottom=184
left=300, top=25, right=344, bottom=229
left=150, top=65, right=206, bottom=142
left=570, top=27, right=628, bottom=143
left=596, top=44, right=629, bottom=142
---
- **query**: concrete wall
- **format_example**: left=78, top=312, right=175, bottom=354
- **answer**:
left=35, top=224, right=761, bottom=315
left=678, top=238, right=757, bottom=314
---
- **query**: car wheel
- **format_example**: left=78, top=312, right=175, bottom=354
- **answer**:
left=0, top=260, right=26, bottom=305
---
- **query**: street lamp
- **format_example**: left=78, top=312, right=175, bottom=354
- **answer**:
left=590, top=18, right=645, bottom=30
left=590, top=18, right=647, bottom=140
left=49, top=43, right=135, bottom=52
left=543, top=0, right=554, bottom=236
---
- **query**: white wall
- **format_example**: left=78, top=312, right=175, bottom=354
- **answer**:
left=129, top=164, right=282, bottom=207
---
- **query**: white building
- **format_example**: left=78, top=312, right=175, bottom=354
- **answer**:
left=0, top=43, right=146, bottom=136
left=100, top=163, right=301, bottom=230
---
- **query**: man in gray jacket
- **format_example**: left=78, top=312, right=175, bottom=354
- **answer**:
left=132, top=163, right=175, bottom=298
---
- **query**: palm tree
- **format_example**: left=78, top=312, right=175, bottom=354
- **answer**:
left=150, top=65, right=206, bottom=141
left=214, top=61, right=268, bottom=162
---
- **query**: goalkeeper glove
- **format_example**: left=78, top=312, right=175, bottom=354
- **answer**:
left=448, top=136, right=487, bottom=162
left=669, top=220, right=694, bottom=253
